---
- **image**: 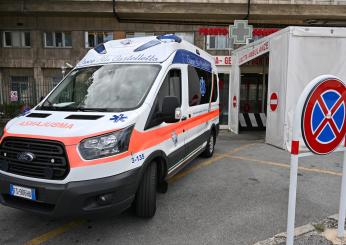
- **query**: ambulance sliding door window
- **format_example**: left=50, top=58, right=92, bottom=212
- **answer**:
left=145, top=69, right=182, bottom=130
left=212, top=74, right=218, bottom=102
left=188, top=66, right=212, bottom=106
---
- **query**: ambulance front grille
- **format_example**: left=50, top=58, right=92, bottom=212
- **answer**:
left=0, top=137, right=69, bottom=180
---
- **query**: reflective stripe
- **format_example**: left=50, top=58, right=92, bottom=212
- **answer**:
left=239, top=113, right=247, bottom=127
left=249, top=113, right=258, bottom=127
left=260, top=113, right=267, bottom=127
left=3, top=109, right=220, bottom=168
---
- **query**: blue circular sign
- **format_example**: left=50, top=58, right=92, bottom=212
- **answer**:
left=302, top=78, right=346, bottom=155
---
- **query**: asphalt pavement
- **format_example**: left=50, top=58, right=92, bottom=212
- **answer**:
left=0, top=131, right=344, bottom=245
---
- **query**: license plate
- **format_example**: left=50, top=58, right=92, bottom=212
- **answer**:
left=9, top=184, right=36, bottom=200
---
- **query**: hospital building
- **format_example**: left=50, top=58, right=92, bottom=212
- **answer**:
left=1, top=0, right=345, bottom=130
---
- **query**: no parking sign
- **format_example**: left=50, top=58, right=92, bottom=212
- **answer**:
left=286, top=76, right=346, bottom=245
left=302, top=79, right=346, bottom=155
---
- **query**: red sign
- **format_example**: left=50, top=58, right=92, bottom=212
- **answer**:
left=233, top=96, right=237, bottom=108
left=10, top=91, right=18, bottom=102
left=215, top=56, right=232, bottom=66
left=302, top=78, right=346, bottom=155
left=199, top=28, right=229, bottom=36
left=198, top=27, right=279, bottom=37
left=270, top=92, right=278, bottom=111
left=253, top=28, right=279, bottom=37
left=239, top=41, right=269, bottom=65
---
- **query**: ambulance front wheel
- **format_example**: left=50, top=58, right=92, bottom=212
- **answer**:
left=202, top=130, right=216, bottom=158
left=134, top=161, right=157, bottom=218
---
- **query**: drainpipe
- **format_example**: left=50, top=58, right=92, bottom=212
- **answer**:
left=244, top=0, right=251, bottom=20
left=112, top=0, right=120, bottom=22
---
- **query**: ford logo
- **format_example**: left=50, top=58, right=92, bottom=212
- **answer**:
left=17, top=152, right=35, bottom=162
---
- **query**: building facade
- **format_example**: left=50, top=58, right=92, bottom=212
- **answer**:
left=1, top=0, right=346, bottom=127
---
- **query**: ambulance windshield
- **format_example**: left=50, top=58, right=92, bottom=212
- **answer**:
left=38, top=64, right=161, bottom=112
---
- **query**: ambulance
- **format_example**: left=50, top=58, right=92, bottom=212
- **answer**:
left=0, top=34, right=219, bottom=218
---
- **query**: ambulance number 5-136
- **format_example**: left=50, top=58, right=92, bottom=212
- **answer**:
left=131, top=153, right=145, bottom=164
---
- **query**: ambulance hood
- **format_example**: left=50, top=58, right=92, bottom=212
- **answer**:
left=5, top=109, right=139, bottom=142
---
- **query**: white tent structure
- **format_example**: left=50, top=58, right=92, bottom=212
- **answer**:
left=230, top=26, right=346, bottom=150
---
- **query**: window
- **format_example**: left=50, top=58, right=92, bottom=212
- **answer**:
left=145, top=69, right=182, bottom=129
left=126, top=32, right=154, bottom=38
left=175, top=32, right=194, bottom=44
left=188, top=66, right=212, bottom=106
left=212, top=74, right=218, bottom=102
left=206, top=35, right=232, bottom=50
left=44, top=32, right=72, bottom=47
left=11, top=76, right=30, bottom=104
left=3, top=31, right=31, bottom=47
left=85, top=31, right=113, bottom=48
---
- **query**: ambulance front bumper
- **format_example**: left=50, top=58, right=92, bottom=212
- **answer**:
left=0, top=167, right=141, bottom=217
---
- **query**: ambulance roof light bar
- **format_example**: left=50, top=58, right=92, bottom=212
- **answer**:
left=94, top=43, right=107, bottom=54
left=157, top=34, right=182, bottom=43
left=134, top=39, right=161, bottom=52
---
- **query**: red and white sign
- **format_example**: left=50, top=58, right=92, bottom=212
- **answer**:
left=198, top=27, right=229, bottom=36
left=232, top=96, right=237, bottom=108
left=301, top=78, right=346, bottom=155
left=198, top=27, right=279, bottom=37
left=10, top=91, right=18, bottom=102
left=270, top=92, right=278, bottom=111
left=215, top=56, right=232, bottom=66
left=286, top=75, right=346, bottom=245
left=238, top=41, right=269, bottom=65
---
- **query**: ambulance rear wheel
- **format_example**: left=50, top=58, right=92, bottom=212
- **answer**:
left=202, top=130, right=215, bottom=158
left=135, top=161, right=157, bottom=218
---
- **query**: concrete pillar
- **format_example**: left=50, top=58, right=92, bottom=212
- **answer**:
left=33, top=66, right=43, bottom=104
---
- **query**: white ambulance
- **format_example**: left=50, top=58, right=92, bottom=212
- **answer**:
left=0, top=34, right=219, bottom=218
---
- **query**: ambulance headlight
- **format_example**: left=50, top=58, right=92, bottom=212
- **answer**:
left=79, top=125, right=133, bottom=160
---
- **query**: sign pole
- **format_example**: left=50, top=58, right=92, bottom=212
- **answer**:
left=286, top=152, right=299, bottom=245
left=337, top=149, right=346, bottom=238
left=285, top=75, right=346, bottom=245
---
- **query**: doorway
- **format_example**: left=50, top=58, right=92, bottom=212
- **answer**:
left=218, top=72, right=230, bottom=128
left=239, top=54, right=269, bottom=131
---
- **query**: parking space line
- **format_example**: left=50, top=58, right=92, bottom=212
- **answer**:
left=26, top=219, right=86, bottom=245
left=168, top=142, right=260, bottom=183
left=226, top=155, right=342, bottom=177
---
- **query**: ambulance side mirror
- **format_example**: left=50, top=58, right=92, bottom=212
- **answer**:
left=162, top=96, right=180, bottom=123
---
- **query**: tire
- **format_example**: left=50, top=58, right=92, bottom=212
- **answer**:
left=202, top=130, right=215, bottom=158
left=135, top=161, right=157, bottom=218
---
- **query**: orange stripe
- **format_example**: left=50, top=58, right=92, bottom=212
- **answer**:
left=2, top=109, right=219, bottom=168
left=129, top=109, right=219, bottom=152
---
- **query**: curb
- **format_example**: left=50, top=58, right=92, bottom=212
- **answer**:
left=254, top=214, right=339, bottom=245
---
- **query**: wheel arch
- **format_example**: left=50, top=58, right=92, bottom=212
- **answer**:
left=138, top=150, right=168, bottom=186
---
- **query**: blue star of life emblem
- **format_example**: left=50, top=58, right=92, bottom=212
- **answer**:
left=200, top=77, right=206, bottom=97
left=171, top=131, right=178, bottom=146
left=110, top=114, right=127, bottom=123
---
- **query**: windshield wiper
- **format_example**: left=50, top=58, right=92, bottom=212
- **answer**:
left=76, top=107, right=110, bottom=112
left=37, top=106, right=111, bottom=112
left=37, top=99, right=54, bottom=110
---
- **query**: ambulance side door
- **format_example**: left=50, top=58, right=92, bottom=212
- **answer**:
left=144, top=65, right=187, bottom=169
left=184, top=65, right=213, bottom=156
